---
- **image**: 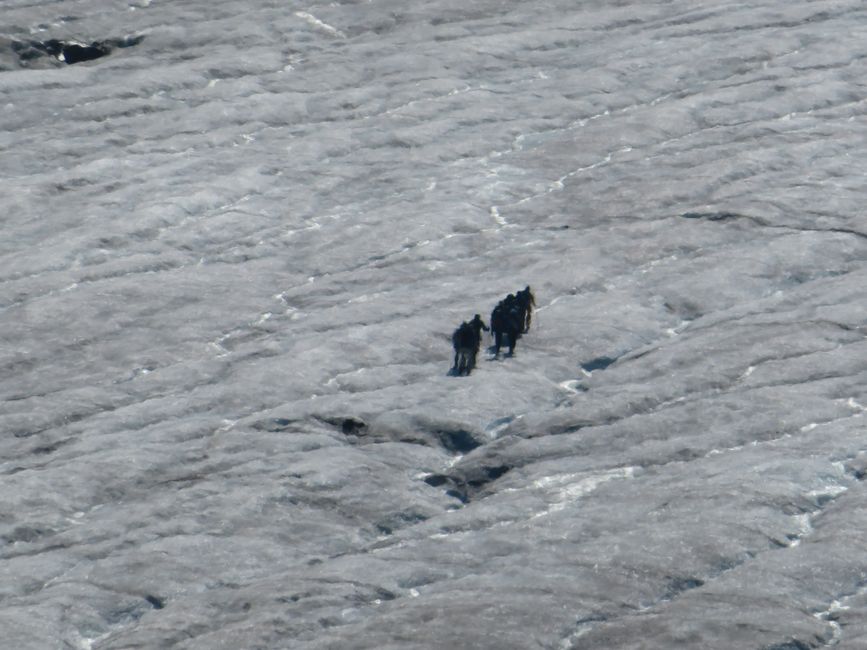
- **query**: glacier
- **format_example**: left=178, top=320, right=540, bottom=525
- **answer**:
left=2, top=0, right=867, bottom=647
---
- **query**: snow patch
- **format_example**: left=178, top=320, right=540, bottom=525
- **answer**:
left=533, top=467, right=636, bottom=518
left=295, top=12, right=346, bottom=38
left=490, top=206, right=507, bottom=226
left=806, top=484, right=848, bottom=503
left=789, top=513, right=813, bottom=547
left=813, top=599, right=847, bottom=644
left=666, top=320, right=692, bottom=337
left=845, top=397, right=867, bottom=413
left=210, top=335, right=231, bottom=357
left=74, top=629, right=112, bottom=650
left=705, top=445, right=743, bottom=457
left=536, top=294, right=571, bottom=313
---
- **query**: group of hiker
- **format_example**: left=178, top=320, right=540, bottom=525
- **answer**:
left=451, top=286, right=536, bottom=376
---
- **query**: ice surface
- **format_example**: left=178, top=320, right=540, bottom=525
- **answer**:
left=3, top=0, right=867, bottom=647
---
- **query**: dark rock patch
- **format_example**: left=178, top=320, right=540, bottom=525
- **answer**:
left=423, top=474, right=449, bottom=488
left=10, top=34, right=144, bottom=66
left=144, top=594, right=165, bottom=610
left=341, top=417, right=367, bottom=435
left=312, top=415, right=367, bottom=437
left=49, top=39, right=111, bottom=64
